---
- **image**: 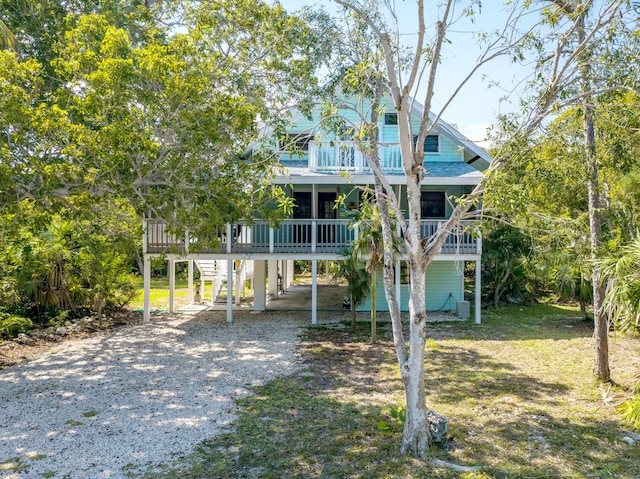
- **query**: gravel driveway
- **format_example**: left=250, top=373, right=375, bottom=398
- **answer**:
left=0, top=311, right=306, bottom=478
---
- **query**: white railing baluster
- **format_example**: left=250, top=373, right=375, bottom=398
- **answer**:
left=142, top=218, right=478, bottom=255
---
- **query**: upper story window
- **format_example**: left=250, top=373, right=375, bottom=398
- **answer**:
left=414, top=134, right=439, bottom=154
left=279, top=133, right=314, bottom=152
left=421, top=191, right=446, bottom=218
left=384, top=113, right=398, bottom=125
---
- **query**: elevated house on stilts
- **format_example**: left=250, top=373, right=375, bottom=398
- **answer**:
left=142, top=96, right=491, bottom=324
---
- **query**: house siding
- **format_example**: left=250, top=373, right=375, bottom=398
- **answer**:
left=279, top=97, right=465, bottom=166
left=358, top=261, right=463, bottom=312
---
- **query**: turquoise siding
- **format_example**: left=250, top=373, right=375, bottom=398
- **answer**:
left=278, top=96, right=464, bottom=165
left=430, top=135, right=461, bottom=161
left=358, top=261, right=463, bottom=312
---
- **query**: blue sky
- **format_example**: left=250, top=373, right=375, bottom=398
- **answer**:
left=278, top=0, right=529, bottom=144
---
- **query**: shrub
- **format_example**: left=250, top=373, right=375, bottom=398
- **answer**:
left=0, top=313, right=33, bottom=340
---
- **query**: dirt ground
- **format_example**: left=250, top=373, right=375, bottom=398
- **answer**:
left=0, top=310, right=143, bottom=370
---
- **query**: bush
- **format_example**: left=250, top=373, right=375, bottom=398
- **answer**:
left=620, top=394, right=640, bottom=431
left=0, top=313, right=33, bottom=340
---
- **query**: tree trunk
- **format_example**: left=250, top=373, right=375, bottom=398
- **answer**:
left=493, top=264, right=511, bottom=307
left=135, top=251, right=144, bottom=276
left=401, top=259, right=431, bottom=456
left=579, top=300, right=590, bottom=321
left=370, top=263, right=377, bottom=342
left=577, top=7, right=610, bottom=382
left=586, top=107, right=609, bottom=380
left=351, top=295, right=357, bottom=332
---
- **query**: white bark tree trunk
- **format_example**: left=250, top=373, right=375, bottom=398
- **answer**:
left=335, top=0, right=623, bottom=458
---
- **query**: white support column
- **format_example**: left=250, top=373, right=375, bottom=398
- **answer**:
left=210, top=279, right=215, bottom=305
left=475, top=259, right=481, bottom=324
left=395, top=259, right=401, bottom=309
left=325, top=259, right=329, bottom=282
left=269, top=228, right=274, bottom=253
left=280, top=260, right=287, bottom=292
left=168, top=258, right=175, bottom=313
left=187, top=260, right=194, bottom=304
left=287, top=260, right=294, bottom=288
left=143, top=255, right=151, bottom=324
left=312, top=184, right=318, bottom=219
left=311, top=259, right=318, bottom=325
left=226, top=224, right=232, bottom=253
left=227, top=259, right=233, bottom=323
left=235, top=260, right=242, bottom=306
left=253, top=260, right=266, bottom=311
left=267, top=260, right=278, bottom=299
left=311, top=220, right=317, bottom=253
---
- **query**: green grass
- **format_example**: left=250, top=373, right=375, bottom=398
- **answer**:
left=128, top=277, right=253, bottom=311
left=141, top=303, right=640, bottom=478
left=129, top=277, right=191, bottom=311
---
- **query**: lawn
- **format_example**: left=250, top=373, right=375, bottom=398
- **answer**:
left=129, top=278, right=191, bottom=312
left=128, top=277, right=255, bottom=312
left=141, top=304, right=640, bottom=478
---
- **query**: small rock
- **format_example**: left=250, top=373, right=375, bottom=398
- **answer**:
left=531, top=414, right=549, bottom=422
left=427, top=409, right=448, bottom=442
left=56, top=327, right=68, bottom=336
left=622, top=436, right=636, bottom=446
left=623, top=431, right=640, bottom=442
left=29, top=330, right=45, bottom=340
left=16, top=333, right=35, bottom=345
left=1, top=341, right=17, bottom=350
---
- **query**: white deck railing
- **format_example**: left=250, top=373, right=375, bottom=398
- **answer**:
left=308, top=141, right=403, bottom=173
left=145, top=219, right=480, bottom=256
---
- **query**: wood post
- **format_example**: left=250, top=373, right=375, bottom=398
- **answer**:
left=227, top=259, right=233, bottom=323
left=143, top=255, right=151, bottom=324
left=187, top=260, right=193, bottom=304
left=253, top=260, right=266, bottom=311
left=311, top=259, right=317, bottom=325
left=475, top=259, right=481, bottom=324
left=168, top=258, right=175, bottom=313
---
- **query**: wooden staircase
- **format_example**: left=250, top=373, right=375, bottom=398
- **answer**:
left=194, top=260, right=254, bottom=304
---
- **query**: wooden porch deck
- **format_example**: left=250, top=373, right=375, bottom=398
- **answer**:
left=144, top=219, right=481, bottom=256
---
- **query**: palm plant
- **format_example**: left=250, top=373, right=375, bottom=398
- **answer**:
left=0, top=19, right=16, bottom=51
left=600, top=237, right=640, bottom=331
left=336, top=252, right=370, bottom=331
left=600, top=238, right=640, bottom=432
left=347, top=191, right=399, bottom=342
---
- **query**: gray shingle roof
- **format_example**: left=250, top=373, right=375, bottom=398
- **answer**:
left=276, top=160, right=483, bottom=180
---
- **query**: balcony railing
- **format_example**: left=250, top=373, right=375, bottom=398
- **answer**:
left=145, top=219, right=480, bottom=256
left=307, top=141, right=403, bottom=173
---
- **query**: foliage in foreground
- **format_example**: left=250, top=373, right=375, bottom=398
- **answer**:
left=140, top=305, right=640, bottom=478
left=0, top=200, right=140, bottom=326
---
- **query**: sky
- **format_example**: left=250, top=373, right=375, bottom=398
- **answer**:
left=278, top=0, right=532, bottom=145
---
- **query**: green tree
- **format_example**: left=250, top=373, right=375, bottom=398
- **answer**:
left=481, top=221, right=532, bottom=307
left=333, top=0, right=628, bottom=458
left=0, top=0, right=331, bottom=317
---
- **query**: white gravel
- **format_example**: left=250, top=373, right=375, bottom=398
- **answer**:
left=0, top=311, right=307, bottom=478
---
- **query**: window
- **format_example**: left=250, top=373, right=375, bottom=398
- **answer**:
left=413, top=134, right=439, bottom=153
left=279, top=133, right=314, bottom=152
left=384, top=113, right=398, bottom=125
left=421, top=191, right=446, bottom=218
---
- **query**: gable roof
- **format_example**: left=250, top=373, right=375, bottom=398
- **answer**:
left=410, top=99, right=492, bottom=171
